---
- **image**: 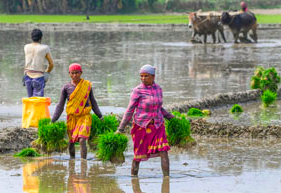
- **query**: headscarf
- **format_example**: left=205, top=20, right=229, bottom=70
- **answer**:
left=240, top=1, right=247, bottom=9
left=69, top=63, right=82, bottom=72
left=140, top=64, right=156, bottom=75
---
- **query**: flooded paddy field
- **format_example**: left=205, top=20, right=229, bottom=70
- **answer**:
left=1, top=26, right=281, bottom=192
left=1, top=137, right=281, bottom=193
left=1, top=27, right=281, bottom=127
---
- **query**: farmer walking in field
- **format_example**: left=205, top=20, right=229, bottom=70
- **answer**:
left=23, top=28, right=54, bottom=97
left=116, top=64, right=174, bottom=177
left=52, top=63, right=103, bottom=159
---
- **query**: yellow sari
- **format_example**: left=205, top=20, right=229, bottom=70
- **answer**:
left=66, top=79, right=92, bottom=143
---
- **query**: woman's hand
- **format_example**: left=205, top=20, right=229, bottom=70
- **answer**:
left=115, top=127, right=125, bottom=134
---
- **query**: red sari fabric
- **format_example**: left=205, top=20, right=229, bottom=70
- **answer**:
left=131, top=122, right=170, bottom=161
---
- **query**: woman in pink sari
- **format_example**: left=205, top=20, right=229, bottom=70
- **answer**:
left=116, top=64, right=174, bottom=177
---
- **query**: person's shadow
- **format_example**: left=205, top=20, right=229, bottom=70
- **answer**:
left=131, top=177, right=170, bottom=193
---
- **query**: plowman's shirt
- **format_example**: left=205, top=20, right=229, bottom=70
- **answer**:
left=119, top=82, right=174, bottom=130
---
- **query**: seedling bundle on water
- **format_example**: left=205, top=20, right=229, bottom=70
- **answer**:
left=187, top=108, right=205, bottom=117
left=230, top=104, right=243, bottom=114
left=165, top=111, right=195, bottom=148
left=96, top=132, right=128, bottom=164
left=31, top=118, right=68, bottom=154
left=14, top=148, right=41, bottom=157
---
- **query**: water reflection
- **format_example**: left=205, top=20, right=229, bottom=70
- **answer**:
left=22, top=158, right=67, bottom=193
left=131, top=177, right=170, bottom=193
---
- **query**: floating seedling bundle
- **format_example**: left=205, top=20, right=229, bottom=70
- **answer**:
left=165, top=111, right=196, bottom=148
left=88, top=114, right=119, bottom=149
left=96, top=132, right=128, bottom=164
left=31, top=118, right=68, bottom=154
left=14, top=148, right=41, bottom=157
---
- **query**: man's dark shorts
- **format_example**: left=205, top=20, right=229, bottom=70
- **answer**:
left=24, top=75, right=45, bottom=97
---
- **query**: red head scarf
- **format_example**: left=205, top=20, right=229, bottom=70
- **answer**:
left=69, top=63, right=82, bottom=72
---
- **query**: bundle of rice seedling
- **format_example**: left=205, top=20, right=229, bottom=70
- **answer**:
left=261, top=89, right=277, bottom=108
left=251, top=67, right=280, bottom=93
left=88, top=114, right=119, bottom=149
left=14, top=148, right=41, bottom=157
left=31, top=118, right=68, bottom=154
left=260, top=67, right=280, bottom=93
left=230, top=104, right=243, bottom=114
left=165, top=111, right=196, bottom=148
left=187, top=108, right=205, bottom=117
left=96, top=132, right=128, bottom=164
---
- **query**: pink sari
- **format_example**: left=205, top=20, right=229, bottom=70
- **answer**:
left=131, top=122, right=170, bottom=161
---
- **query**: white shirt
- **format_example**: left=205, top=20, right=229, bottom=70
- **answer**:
left=24, top=43, right=51, bottom=78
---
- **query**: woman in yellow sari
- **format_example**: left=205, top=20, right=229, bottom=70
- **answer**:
left=52, top=63, right=103, bottom=159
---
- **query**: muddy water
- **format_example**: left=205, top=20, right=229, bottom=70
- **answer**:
left=1, top=137, right=281, bottom=193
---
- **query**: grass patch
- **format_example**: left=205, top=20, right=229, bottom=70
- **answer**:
left=31, top=118, right=68, bottom=154
left=0, top=14, right=280, bottom=24
left=14, top=148, right=41, bottom=157
left=96, top=132, right=128, bottom=164
left=165, top=111, right=195, bottom=148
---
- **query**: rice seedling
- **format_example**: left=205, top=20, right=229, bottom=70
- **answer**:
left=261, top=89, right=277, bottom=108
left=31, top=118, right=68, bottom=154
left=260, top=68, right=280, bottom=93
left=187, top=108, right=205, bottom=117
left=96, top=132, right=128, bottom=164
left=251, top=67, right=280, bottom=92
left=165, top=111, right=196, bottom=148
left=230, top=104, right=243, bottom=114
left=14, top=148, right=41, bottom=157
left=88, top=114, right=119, bottom=150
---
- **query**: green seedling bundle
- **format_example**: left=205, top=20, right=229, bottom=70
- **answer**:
left=96, top=132, right=128, bottom=164
left=261, top=89, right=277, bottom=107
left=31, top=118, right=68, bottom=154
left=187, top=108, right=205, bottom=117
left=165, top=111, right=195, bottom=148
left=230, top=104, right=243, bottom=114
left=251, top=67, right=280, bottom=92
left=14, top=148, right=41, bottom=157
left=89, top=114, right=119, bottom=149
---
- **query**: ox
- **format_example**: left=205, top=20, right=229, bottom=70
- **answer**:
left=221, top=11, right=258, bottom=43
left=188, top=12, right=227, bottom=44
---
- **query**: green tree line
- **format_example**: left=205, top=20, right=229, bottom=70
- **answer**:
left=1, top=0, right=280, bottom=14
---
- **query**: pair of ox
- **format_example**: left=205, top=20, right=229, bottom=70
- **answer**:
left=188, top=11, right=258, bottom=43
left=188, top=12, right=227, bottom=44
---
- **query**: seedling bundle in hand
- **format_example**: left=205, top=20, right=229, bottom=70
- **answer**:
left=31, top=118, right=68, bottom=154
left=88, top=114, right=119, bottom=149
left=165, top=111, right=195, bottom=148
left=96, top=132, right=128, bottom=164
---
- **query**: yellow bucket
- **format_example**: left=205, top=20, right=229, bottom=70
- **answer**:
left=22, top=97, right=51, bottom=128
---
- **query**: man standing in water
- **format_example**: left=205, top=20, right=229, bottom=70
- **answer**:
left=23, top=28, right=54, bottom=97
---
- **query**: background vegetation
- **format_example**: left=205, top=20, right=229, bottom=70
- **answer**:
left=1, top=0, right=280, bottom=14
